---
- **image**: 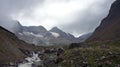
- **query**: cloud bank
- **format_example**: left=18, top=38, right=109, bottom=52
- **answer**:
left=0, top=0, right=115, bottom=37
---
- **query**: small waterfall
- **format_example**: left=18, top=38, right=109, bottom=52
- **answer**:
left=18, top=52, right=41, bottom=67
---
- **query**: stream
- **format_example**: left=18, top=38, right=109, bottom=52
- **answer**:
left=17, top=47, right=64, bottom=67
left=18, top=52, right=42, bottom=67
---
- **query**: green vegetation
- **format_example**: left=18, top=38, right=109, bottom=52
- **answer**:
left=60, top=41, right=120, bottom=67
left=0, top=46, right=7, bottom=53
left=61, top=48, right=120, bottom=67
left=37, top=41, right=120, bottom=67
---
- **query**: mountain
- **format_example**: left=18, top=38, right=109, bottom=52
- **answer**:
left=0, top=26, right=35, bottom=64
left=16, top=25, right=51, bottom=46
left=50, top=27, right=65, bottom=38
left=50, top=27, right=78, bottom=42
left=0, top=20, right=22, bottom=33
left=0, top=20, right=86, bottom=46
left=87, top=0, right=120, bottom=42
left=16, top=26, right=79, bottom=46
left=78, top=33, right=92, bottom=42
left=22, top=26, right=49, bottom=36
left=48, top=27, right=79, bottom=45
left=11, top=21, right=23, bottom=33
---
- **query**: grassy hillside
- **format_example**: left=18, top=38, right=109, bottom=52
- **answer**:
left=36, top=40, right=120, bottom=67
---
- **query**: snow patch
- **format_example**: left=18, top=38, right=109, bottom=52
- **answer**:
left=22, top=32, right=43, bottom=38
left=50, top=32, right=60, bottom=38
left=19, top=33, right=23, bottom=35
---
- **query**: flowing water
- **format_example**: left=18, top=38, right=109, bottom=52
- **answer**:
left=18, top=52, right=41, bottom=67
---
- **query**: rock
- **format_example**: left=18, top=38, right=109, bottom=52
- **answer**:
left=44, top=48, right=51, bottom=53
left=43, top=58, right=55, bottom=65
left=101, top=56, right=106, bottom=60
left=108, top=51, right=113, bottom=55
left=97, top=63, right=103, bottom=67
left=57, top=47, right=64, bottom=56
left=104, top=60, right=112, bottom=66
left=115, top=64, right=120, bottom=67
left=44, top=48, right=57, bottom=54
left=82, top=61, right=89, bottom=67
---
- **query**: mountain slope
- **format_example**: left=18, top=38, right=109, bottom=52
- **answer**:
left=0, top=26, right=35, bottom=64
left=78, top=33, right=92, bottom=42
left=16, top=26, right=51, bottom=45
left=0, top=21, right=84, bottom=46
left=0, top=20, right=22, bottom=33
left=22, top=26, right=49, bottom=35
left=15, top=25, right=80, bottom=45
left=87, top=0, right=120, bottom=41
left=50, top=27, right=78, bottom=42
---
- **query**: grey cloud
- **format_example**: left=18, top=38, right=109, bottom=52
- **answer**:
left=0, top=0, right=43, bottom=31
left=59, top=0, right=115, bottom=36
left=0, top=0, right=116, bottom=37
left=0, top=0, right=43, bottom=18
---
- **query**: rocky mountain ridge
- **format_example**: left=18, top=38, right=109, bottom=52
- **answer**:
left=10, top=22, right=89, bottom=46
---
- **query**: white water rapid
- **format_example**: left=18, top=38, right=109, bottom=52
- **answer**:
left=18, top=52, right=41, bottom=67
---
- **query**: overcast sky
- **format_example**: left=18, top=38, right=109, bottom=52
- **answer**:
left=0, top=0, right=115, bottom=37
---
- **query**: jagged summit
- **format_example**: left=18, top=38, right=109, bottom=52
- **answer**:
left=50, top=27, right=63, bottom=33
left=0, top=20, right=87, bottom=46
left=13, top=25, right=81, bottom=45
left=22, top=25, right=48, bottom=34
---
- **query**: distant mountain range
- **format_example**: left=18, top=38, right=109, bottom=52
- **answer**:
left=3, top=21, right=90, bottom=46
left=87, top=0, right=120, bottom=42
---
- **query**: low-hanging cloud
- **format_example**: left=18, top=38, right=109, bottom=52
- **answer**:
left=0, top=0, right=43, bottom=32
left=0, top=0, right=115, bottom=37
left=59, top=0, right=115, bottom=36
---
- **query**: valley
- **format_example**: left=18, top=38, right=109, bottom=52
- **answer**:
left=0, top=0, right=120, bottom=67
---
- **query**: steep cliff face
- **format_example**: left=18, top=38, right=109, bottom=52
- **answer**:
left=0, top=26, right=35, bottom=64
left=87, top=0, right=120, bottom=41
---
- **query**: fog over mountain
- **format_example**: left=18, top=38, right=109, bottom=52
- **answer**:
left=14, top=22, right=80, bottom=46
left=0, top=0, right=115, bottom=37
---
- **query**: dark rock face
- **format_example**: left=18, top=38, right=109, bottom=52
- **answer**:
left=87, top=0, right=120, bottom=41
